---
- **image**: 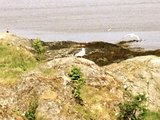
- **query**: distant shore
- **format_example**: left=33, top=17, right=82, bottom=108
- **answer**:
left=2, top=30, right=159, bottom=51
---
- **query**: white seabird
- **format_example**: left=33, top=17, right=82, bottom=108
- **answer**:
left=75, top=48, right=86, bottom=58
left=124, top=33, right=140, bottom=40
left=107, top=26, right=112, bottom=32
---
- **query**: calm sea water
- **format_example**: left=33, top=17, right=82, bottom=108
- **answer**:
left=0, top=0, right=160, bottom=50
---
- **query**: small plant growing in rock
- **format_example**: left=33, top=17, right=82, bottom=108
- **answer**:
left=117, top=93, right=147, bottom=120
left=32, top=38, right=46, bottom=60
left=68, top=66, right=85, bottom=105
left=25, top=99, right=38, bottom=120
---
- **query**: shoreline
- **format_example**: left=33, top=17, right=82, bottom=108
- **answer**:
left=1, top=32, right=160, bottom=66
left=2, top=30, right=160, bottom=50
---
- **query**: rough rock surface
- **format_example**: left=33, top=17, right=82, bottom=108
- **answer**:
left=104, top=55, right=160, bottom=111
left=0, top=57, right=122, bottom=120
left=0, top=33, right=33, bottom=51
left=36, top=57, right=123, bottom=120
left=1, top=34, right=160, bottom=119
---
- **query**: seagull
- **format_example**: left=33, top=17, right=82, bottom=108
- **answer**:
left=75, top=48, right=86, bottom=58
left=107, top=26, right=112, bottom=32
left=124, top=33, right=140, bottom=40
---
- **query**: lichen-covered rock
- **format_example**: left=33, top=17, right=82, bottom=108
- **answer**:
left=1, top=34, right=160, bottom=119
left=0, top=33, right=33, bottom=51
left=35, top=57, right=122, bottom=120
left=104, top=55, right=160, bottom=111
left=0, top=57, right=122, bottom=120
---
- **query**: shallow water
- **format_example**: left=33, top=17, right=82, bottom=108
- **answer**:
left=0, top=0, right=160, bottom=49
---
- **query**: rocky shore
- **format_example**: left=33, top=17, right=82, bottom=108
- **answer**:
left=44, top=39, right=160, bottom=66
left=0, top=33, right=160, bottom=120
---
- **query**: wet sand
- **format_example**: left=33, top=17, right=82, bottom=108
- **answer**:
left=0, top=0, right=160, bottom=49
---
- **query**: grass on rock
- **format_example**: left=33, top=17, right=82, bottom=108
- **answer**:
left=0, top=43, right=38, bottom=85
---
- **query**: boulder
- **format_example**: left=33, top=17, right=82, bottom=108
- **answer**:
left=0, top=57, right=122, bottom=120
left=104, top=55, right=160, bottom=111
